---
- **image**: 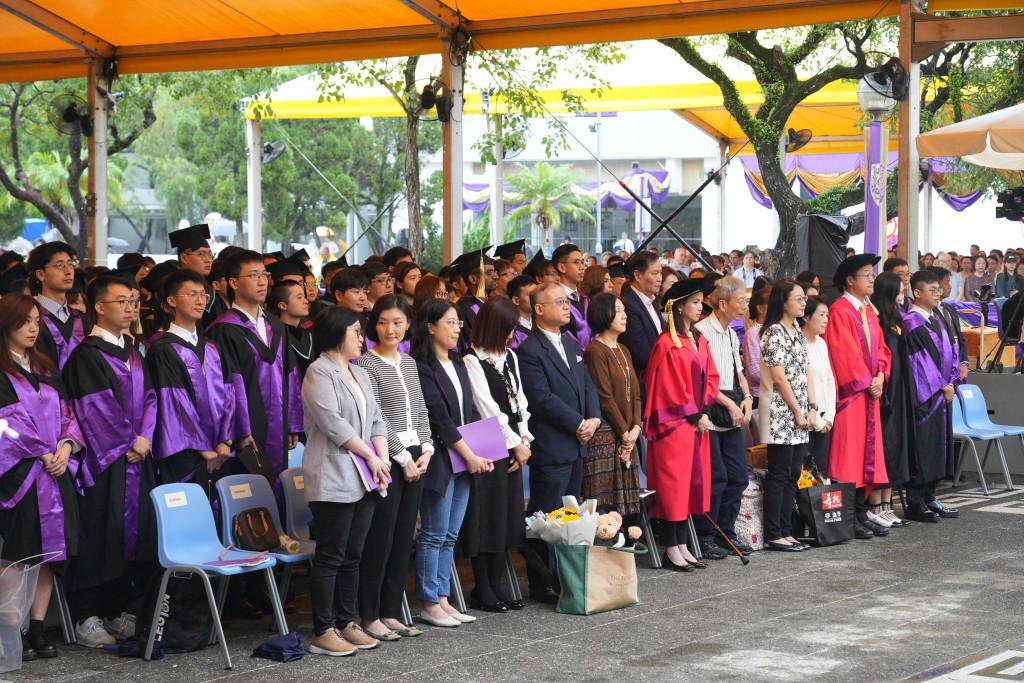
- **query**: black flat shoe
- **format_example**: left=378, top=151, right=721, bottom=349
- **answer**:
left=661, top=552, right=695, bottom=571
left=470, top=590, right=510, bottom=613
left=928, top=500, right=960, bottom=518
left=688, top=559, right=708, bottom=568
left=529, top=587, right=559, bottom=604
left=504, top=599, right=524, bottom=610
left=764, top=541, right=802, bottom=552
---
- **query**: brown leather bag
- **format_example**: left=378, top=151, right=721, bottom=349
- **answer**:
left=232, top=507, right=280, bottom=552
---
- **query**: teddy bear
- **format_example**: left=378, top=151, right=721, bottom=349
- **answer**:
left=593, top=510, right=641, bottom=548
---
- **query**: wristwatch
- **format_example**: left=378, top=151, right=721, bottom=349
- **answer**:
left=807, top=402, right=818, bottom=411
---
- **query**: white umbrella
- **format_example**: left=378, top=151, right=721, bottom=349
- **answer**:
left=917, top=102, right=1024, bottom=170
left=107, top=237, right=129, bottom=249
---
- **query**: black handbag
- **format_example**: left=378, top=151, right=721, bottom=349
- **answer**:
left=236, top=443, right=275, bottom=489
left=233, top=506, right=281, bottom=552
left=707, top=333, right=745, bottom=429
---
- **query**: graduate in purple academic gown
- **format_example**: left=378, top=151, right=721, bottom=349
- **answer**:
left=146, top=269, right=238, bottom=485
left=0, top=294, right=82, bottom=660
left=62, top=276, right=159, bottom=640
left=267, top=271, right=319, bottom=380
left=901, top=270, right=961, bottom=523
left=453, top=248, right=496, bottom=352
left=508, top=275, right=536, bottom=350
left=551, top=243, right=592, bottom=350
left=27, top=242, right=93, bottom=371
left=206, top=250, right=303, bottom=484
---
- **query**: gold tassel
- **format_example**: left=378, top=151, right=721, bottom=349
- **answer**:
left=475, top=252, right=487, bottom=300
left=664, top=296, right=683, bottom=348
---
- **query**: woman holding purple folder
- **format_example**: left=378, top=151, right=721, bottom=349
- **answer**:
left=462, top=297, right=532, bottom=613
left=412, top=299, right=493, bottom=628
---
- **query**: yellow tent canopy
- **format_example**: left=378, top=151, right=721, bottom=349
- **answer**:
left=0, top=0, right=899, bottom=84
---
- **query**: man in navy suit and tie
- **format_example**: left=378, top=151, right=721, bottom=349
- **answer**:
left=619, top=251, right=663, bottom=383
left=517, top=282, right=601, bottom=603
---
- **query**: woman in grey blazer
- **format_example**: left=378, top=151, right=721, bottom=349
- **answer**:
left=302, top=306, right=391, bottom=657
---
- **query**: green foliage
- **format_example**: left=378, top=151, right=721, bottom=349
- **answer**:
left=505, top=162, right=594, bottom=244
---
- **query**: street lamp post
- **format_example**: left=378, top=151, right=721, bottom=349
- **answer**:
left=857, top=75, right=897, bottom=263
left=589, top=121, right=602, bottom=254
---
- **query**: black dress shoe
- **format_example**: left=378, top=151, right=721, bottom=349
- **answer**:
left=854, top=525, right=874, bottom=539
left=904, top=503, right=940, bottom=523
left=661, top=552, right=695, bottom=571
left=26, top=628, right=57, bottom=659
left=470, top=590, right=510, bottom=613
left=928, top=500, right=960, bottom=518
left=698, top=541, right=727, bottom=560
left=529, top=587, right=559, bottom=604
left=21, top=631, right=37, bottom=662
left=857, top=516, right=890, bottom=536
left=504, top=599, right=524, bottom=610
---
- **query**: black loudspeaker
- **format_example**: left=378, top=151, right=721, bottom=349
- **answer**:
left=795, top=214, right=851, bottom=303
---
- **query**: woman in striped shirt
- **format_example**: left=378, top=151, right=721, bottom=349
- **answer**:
left=355, top=295, right=435, bottom=640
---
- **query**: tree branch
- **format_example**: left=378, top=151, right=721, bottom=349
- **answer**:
left=661, top=37, right=755, bottom=132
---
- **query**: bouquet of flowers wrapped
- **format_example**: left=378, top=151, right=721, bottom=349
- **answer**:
left=525, top=497, right=599, bottom=546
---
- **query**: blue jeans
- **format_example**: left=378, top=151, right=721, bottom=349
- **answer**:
left=416, top=475, right=470, bottom=603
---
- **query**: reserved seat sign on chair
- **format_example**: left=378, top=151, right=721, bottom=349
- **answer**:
left=145, top=483, right=289, bottom=670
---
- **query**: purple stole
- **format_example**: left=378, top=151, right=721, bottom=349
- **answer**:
left=44, top=311, right=87, bottom=371
left=0, top=371, right=82, bottom=561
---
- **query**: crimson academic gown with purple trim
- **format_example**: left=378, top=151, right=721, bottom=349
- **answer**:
left=642, top=332, right=720, bottom=521
left=823, top=297, right=891, bottom=490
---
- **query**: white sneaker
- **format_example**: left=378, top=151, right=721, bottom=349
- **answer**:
left=76, top=616, right=116, bottom=647
left=104, top=612, right=137, bottom=639
left=865, top=509, right=894, bottom=528
left=882, top=510, right=905, bottom=527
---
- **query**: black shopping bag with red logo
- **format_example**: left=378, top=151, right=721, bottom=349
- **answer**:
left=795, top=482, right=855, bottom=546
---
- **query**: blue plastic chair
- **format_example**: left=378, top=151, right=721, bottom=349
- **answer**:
left=216, top=475, right=315, bottom=629
left=957, top=384, right=1019, bottom=492
left=950, top=396, right=1006, bottom=496
left=279, top=467, right=312, bottom=542
left=144, top=483, right=287, bottom=670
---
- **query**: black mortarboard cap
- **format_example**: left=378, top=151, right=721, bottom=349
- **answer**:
left=522, top=251, right=547, bottom=280
left=661, top=278, right=716, bottom=310
left=0, top=264, right=30, bottom=295
left=832, top=253, right=881, bottom=290
left=492, top=239, right=527, bottom=261
left=288, top=248, right=311, bottom=263
left=262, top=251, right=285, bottom=263
left=450, top=247, right=492, bottom=270
left=168, top=224, right=211, bottom=252
left=324, top=256, right=349, bottom=270
left=140, top=260, right=180, bottom=293
left=268, top=259, right=306, bottom=282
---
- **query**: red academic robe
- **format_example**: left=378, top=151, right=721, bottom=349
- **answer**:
left=823, top=297, right=891, bottom=490
left=643, top=332, right=720, bottom=521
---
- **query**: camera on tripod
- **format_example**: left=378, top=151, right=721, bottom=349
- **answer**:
left=975, top=283, right=995, bottom=304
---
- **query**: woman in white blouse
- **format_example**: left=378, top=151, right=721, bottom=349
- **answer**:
left=800, top=296, right=836, bottom=476
left=462, top=297, right=532, bottom=612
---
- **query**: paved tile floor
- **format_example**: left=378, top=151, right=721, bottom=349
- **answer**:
left=5, top=482, right=1024, bottom=683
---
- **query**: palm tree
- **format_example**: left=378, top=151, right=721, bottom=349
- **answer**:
left=506, top=161, right=594, bottom=246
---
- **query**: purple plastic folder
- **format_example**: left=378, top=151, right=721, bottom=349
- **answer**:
left=448, top=415, right=510, bottom=474
left=352, top=442, right=393, bottom=492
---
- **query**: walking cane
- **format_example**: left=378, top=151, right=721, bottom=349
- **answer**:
left=702, top=512, right=750, bottom=566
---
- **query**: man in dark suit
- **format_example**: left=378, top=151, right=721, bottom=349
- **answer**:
left=517, top=282, right=601, bottom=602
left=618, top=251, right=663, bottom=381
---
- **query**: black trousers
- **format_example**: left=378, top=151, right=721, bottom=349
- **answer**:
left=309, top=496, right=377, bottom=635
left=357, top=468, right=423, bottom=622
left=907, top=481, right=938, bottom=507
left=807, top=430, right=831, bottom=476
left=694, top=428, right=747, bottom=544
left=764, top=443, right=803, bottom=540
left=525, top=459, right=582, bottom=594
left=659, top=520, right=689, bottom=548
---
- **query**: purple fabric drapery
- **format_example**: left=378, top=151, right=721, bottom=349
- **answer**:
left=739, top=153, right=983, bottom=212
